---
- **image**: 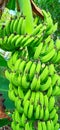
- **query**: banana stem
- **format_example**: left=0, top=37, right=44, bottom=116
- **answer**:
left=18, top=0, right=34, bottom=34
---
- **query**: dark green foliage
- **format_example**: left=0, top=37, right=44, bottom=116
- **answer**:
left=0, top=118, right=11, bottom=127
left=34, top=0, right=60, bottom=37
left=0, top=54, right=7, bottom=67
left=0, top=75, right=15, bottom=110
left=6, top=0, right=16, bottom=10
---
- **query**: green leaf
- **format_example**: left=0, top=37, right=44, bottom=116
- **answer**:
left=0, top=75, right=15, bottom=110
left=0, top=55, right=7, bottom=67
left=0, top=118, right=11, bottom=127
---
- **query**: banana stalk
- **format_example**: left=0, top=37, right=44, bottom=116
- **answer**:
left=18, top=0, right=34, bottom=34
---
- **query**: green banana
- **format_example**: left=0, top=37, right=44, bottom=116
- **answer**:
left=21, top=114, right=26, bottom=127
left=15, top=35, right=24, bottom=47
left=24, top=100, right=30, bottom=116
left=11, top=122, right=16, bottom=130
left=40, top=106, right=44, bottom=119
left=51, top=74, right=59, bottom=87
left=34, top=92, right=40, bottom=109
left=41, top=35, right=51, bottom=53
left=49, top=64, right=55, bottom=76
left=32, top=24, right=43, bottom=35
left=41, top=48, right=55, bottom=63
left=55, top=38, right=60, bottom=50
left=31, top=75, right=38, bottom=90
left=46, top=39, right=54, bottom=53
left=14, top=109, right=20, bottom=122
left=16, top=124, right=20, bottom=130
left=23, top=89, right=31, bottom=105
left=38, top=25, right=46, bottom=35
left=15, top=98, right=23, bottom=113
left=35, top=105, right=40, bottom=119
left=53, top=113, right=58, bottom=125
left=13, top=19, right=19, bottom=33
left=19, top=60, right=26, bottom=73
left=55, top=123, right=59, bottom=130
left=14, top=86, right=18, bottom=96
left=34, top=42, right=43, bottom=59
left=28, top=104, right=33, bottom=119
left=46, top=121, right=51, bottom=130
left=10, top=19, right=15, bottom=33
left=18, top=87, right=24, bottom=99
left=8, top=89, right=15, bottom=101
left=5, top=20, right=11, bottom=35
left=35, top=61, right=41, bottom=74
left=48, top=96, right=55, bottom=112
left=14, top=58, right=22, bottom=72
left=40, top=77, right=51, bottom=91
left=24, top=60, right=32, bottom=73
left=22, top=74, right=30, bottom=89
left=47, top=86, right=52, bottom=97
left=52, top=85, right=60, bottom=96
left=35, top=76, right=41, bottom=90
left=5, top=70, right=11, bottom=80
left=40, top=66, right=49, bottom=82
left=29, top=62, right=36, bottom=81
left=44, top=107, right=49, bottom=121
left=24, top=36, right=34, bottom=47
left=7, top=34, right=15, bottom=49
left=51, top=51, right=57, bottom=62
left=45, top=35, right=51, bottom=44
left=11, top=73, right=19, bottom=86
left=39, top=92, right=44, bottom=107
left=11, top=35, right=19, bottom=48
left=50, top=108, right=56, bottom=119
left=30, top=92, right=35, bottom=104
left=31, top=35, right=40, bottom=47
left=44, top=95, right=48, bottom=107
left=42, top=122, right=46, bottom=130
left=17, top=17, right=24, bottom=34
left=54, top=51, right=60, bottom=63
left=12, top=51, right=18, bottom=65
left=21, top=19, right=26, bottom=34
left=38, top=121, right=42, bottom=130
left=51, top=120, right=54, bottom=130
left=25, top=122, right=30, bottom=130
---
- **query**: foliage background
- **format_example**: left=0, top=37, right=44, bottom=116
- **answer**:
left=34, top=0, right=60, bottom=38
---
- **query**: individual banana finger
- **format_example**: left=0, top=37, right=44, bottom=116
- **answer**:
left=48, top=96, right=55, bottom=112
left=38, top=121, right=42, bottom=130
left=46, top=121, right=51, bottom=130
left=49, top=108, right=56, bottom=119
left=31, top=75, right=38, bottom=90
left=25, top=122, right=30, bottom=130
left=23, top=89, right=31, bottom=105
left=42, top=122, right=46, bottom=130
left=24, top=100, right=30, bottom=116
left=34, top=42, right=43, bottom=59
left=39, top=92, right=44, bottom=107
left=44, top=107, right=49, bottom=121
left=28, top=104, right=33, bottom=119
left=40, top=77, right=51, bottom=91
left=29, top=62, right=36, bottom=81
left=34, top=105, right=40, bottom=119
left=55, top=123, right=59, bottom=130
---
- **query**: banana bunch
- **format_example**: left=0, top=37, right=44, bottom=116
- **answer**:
left=11, top=109, right=59, bottom=130
left=0, top=15, right=26, bottom=37
left=0, top=9, right=60, bottom=130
